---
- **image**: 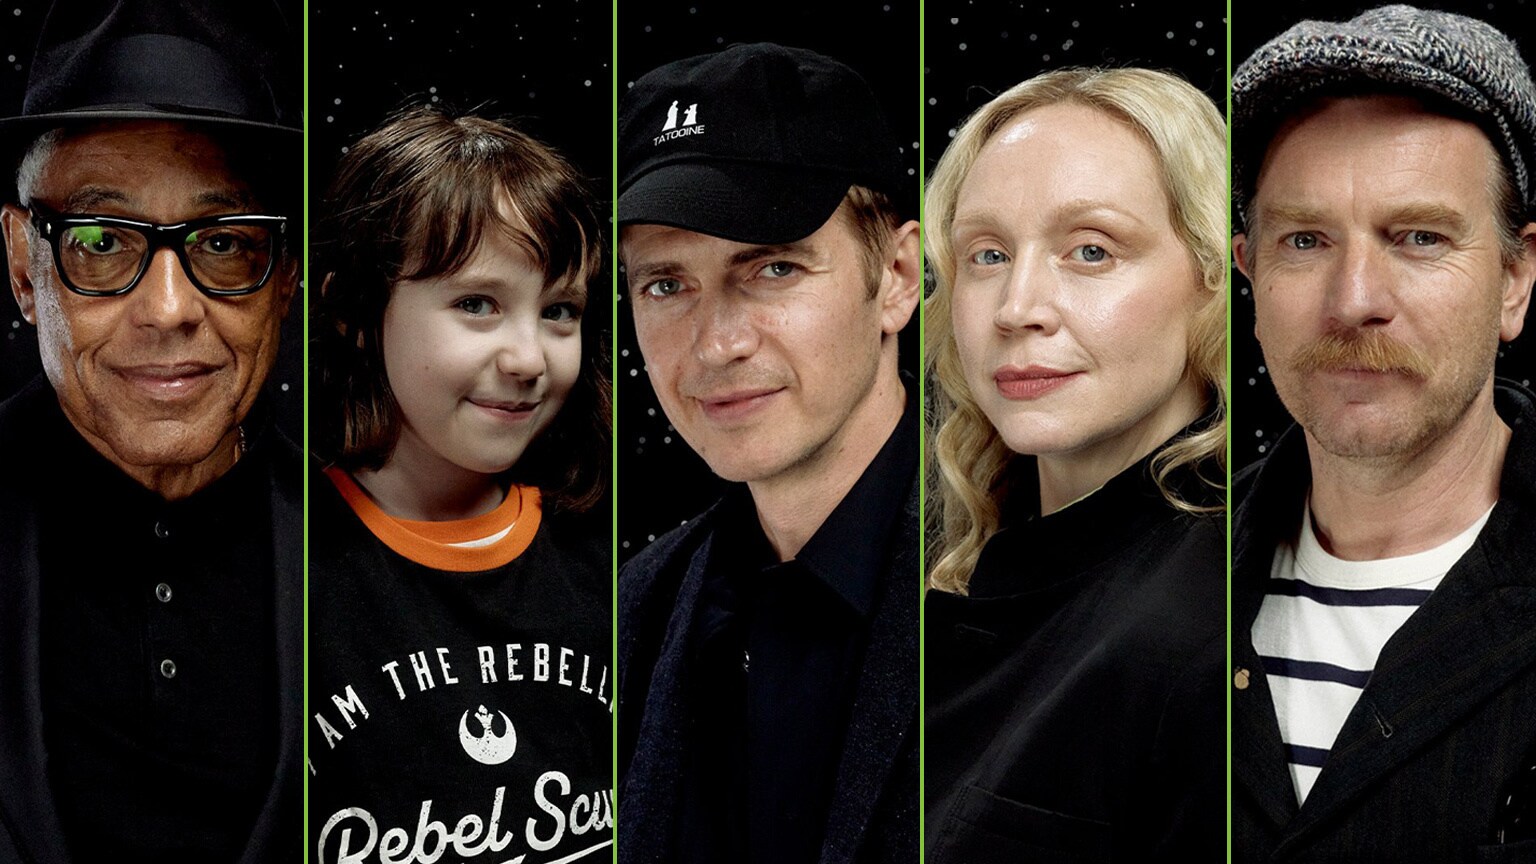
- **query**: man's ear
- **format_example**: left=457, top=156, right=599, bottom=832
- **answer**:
left=1499, top=223, right=1536, bottom=343
left=2, top=204, right=38, bottom=324
left=273, top=255, right=300, bottom=319
left=1232, top=233, right=1253, bottom=282
left=878, top=219, right=921, bottom=335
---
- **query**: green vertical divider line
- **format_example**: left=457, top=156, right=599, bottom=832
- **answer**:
left=1224, top=1, right=1234, bottom=862
left=916, top=0, right=927, bottom=861
left=611, top=0, right=621, bottom=861
left=301, top=0, right=311, bottom=854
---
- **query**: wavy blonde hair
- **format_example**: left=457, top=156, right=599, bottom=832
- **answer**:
left=925, top=68, right=1228, bottom=594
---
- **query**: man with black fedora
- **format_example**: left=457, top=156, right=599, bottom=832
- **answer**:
left=615, top=42, right=920, bottom=864
left=1230, top=5, right=1536, bottom=859
left=0, top=1, right=300, bottom=862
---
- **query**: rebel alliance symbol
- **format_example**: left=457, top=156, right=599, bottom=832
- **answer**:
left=661, top=101, right=698, bottom=132
left=458, top=704, right=517, bottom=765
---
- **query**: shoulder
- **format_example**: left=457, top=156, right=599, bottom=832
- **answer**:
left=1107, top=512, right=1226, bottom=662
left=619, top=501, right=721, bottom=607
left=1233, top=456, right=1264, bottom=506
left=532, top=503, right=611, bottom=584
left=0, top=376, right=52, bottom=452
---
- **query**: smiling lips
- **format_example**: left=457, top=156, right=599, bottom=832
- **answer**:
left=115, top=362, right=221, bottom=399
left=994, top=365, right=1082, bottom=400
left=696, top=387, right=784, bottom=422
left=469, top=398, right=540, bottom=422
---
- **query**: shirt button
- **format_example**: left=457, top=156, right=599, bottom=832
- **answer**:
left=154, top=583, right=173, bottom=603
left=153, top=521, right=170, bottom=540
left=159, top=659, right=177, bottom=679
left=1234, top=667, right=1251, bottom=690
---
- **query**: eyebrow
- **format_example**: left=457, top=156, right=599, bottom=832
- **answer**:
left=726, top=240, right=817, bottom=268
left=1257, top=201, right=1472, bottom=235
left=952, top=198, right=1148, bottom=235
left=60, top=187, right=255, bottom=214
left=62, top=186, right=127, bottom=212
left=623, top=239, right=822, bottom=293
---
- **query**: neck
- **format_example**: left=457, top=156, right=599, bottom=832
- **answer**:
left=1307, top=385, right=1507, bottom=560
left=747, top=365, right=906, bottom=562
left=1036, top=376, right=1205, bottom=515
left=354, top=433, right=504, bottom=521
left=80, top=424, right=241, bottom=502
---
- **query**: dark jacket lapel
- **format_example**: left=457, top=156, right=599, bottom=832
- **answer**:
left=1232, top=424, right=1308, bottom=836
left=615, top=515, right=716, bottom=864
left=0, top=381, right=74, bottom=864
left=819, top=477, right=920, bottom=864
left=237, top=435, right=304, bottom=864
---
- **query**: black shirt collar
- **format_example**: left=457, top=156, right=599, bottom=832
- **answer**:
left=710, top=377, right=918, bottom=619
left=967, top=419, right=1219, bottom=598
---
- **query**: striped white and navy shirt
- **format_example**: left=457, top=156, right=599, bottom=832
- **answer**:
left=1252, top=501, right=1494, bottom=804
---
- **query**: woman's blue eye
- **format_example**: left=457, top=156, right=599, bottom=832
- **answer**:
left=543, top=302, right=581, bottom=322
left=970, top=249, right=1008, bottom=266
left=1072, top=244, right=1108, bottom=263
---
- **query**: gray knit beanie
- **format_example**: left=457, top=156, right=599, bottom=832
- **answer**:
left=1233, top=4, right=1536, bottom=228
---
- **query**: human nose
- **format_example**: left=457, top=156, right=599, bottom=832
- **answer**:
left=495, top=320, right=548, bottom=380
left=129, top=248, right=206, bottom=331
left=1325, top=239, right=1395, bottom=328
left=992, top=253, right=1062, bottom=336
left=692, top=290, right=759, bottom=367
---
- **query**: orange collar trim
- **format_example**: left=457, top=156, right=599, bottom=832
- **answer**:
left=325, top=467, right=542, bottom=572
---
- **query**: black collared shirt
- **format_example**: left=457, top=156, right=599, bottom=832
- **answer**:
left=680, top=387, right=918, bottom=864
left=925, top=437, right=1225, bottom=862
left=36, top=395, right=277, bottom=863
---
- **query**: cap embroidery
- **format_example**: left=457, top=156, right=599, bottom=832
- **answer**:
left=655, top=99, right=705, bottom=145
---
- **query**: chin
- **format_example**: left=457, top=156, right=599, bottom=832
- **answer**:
left=991, top=417, right=1090, bottom=458
left=103, top=420, right=232, bottom=468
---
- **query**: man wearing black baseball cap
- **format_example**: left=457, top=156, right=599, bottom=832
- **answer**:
left=615, top=43, right=920, bottom=864
left=1230, top=6, right=1536, bottom=859
left=0, top=1, right=300, bottom=862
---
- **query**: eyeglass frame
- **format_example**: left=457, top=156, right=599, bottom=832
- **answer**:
left=25, top=204, right=290, bottom=298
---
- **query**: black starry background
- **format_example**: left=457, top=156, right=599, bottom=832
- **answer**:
left=0, top=0, right=304, bottom=439
left=309, top=2, right=611, bottom=203
left=925, top=0, right=1226, bottom=158
left=1234, top=0, right=1535, bottom=469
left=617, top=0, right=920, bottom=562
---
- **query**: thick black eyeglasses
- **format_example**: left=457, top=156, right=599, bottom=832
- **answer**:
left=27, top=205, right=288, bottom=297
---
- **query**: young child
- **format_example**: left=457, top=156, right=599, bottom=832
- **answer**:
left=308, top=106, right=611, bottom=864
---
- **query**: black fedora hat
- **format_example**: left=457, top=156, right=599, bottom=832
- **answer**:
left=1, top=0, right=300, bottom=199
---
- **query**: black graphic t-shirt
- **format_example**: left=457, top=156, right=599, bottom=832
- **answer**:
left=308, top=470, right=612, bottom=864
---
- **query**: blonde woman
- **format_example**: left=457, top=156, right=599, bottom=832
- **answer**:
left=923, top=68, right=1226, bottom=861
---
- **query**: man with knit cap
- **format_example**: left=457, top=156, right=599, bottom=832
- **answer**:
left=1231, top=5, right=1536, bottom=859
left=615, top=43, right=920, bottom=864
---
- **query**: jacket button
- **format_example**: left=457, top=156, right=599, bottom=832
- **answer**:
left=1234, top=667, right=1251, bottom=690
left=155, top=582, right=172, bottom=603
left=160, top=659, right=177, bottom=679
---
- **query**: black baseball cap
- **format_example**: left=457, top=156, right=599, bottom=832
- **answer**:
left=618, top=42, right=910, bottom=245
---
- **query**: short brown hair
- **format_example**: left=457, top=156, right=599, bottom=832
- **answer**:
left=312, top=105, right=609, bottom=513
left=841, top=185, right=903, bottom=298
